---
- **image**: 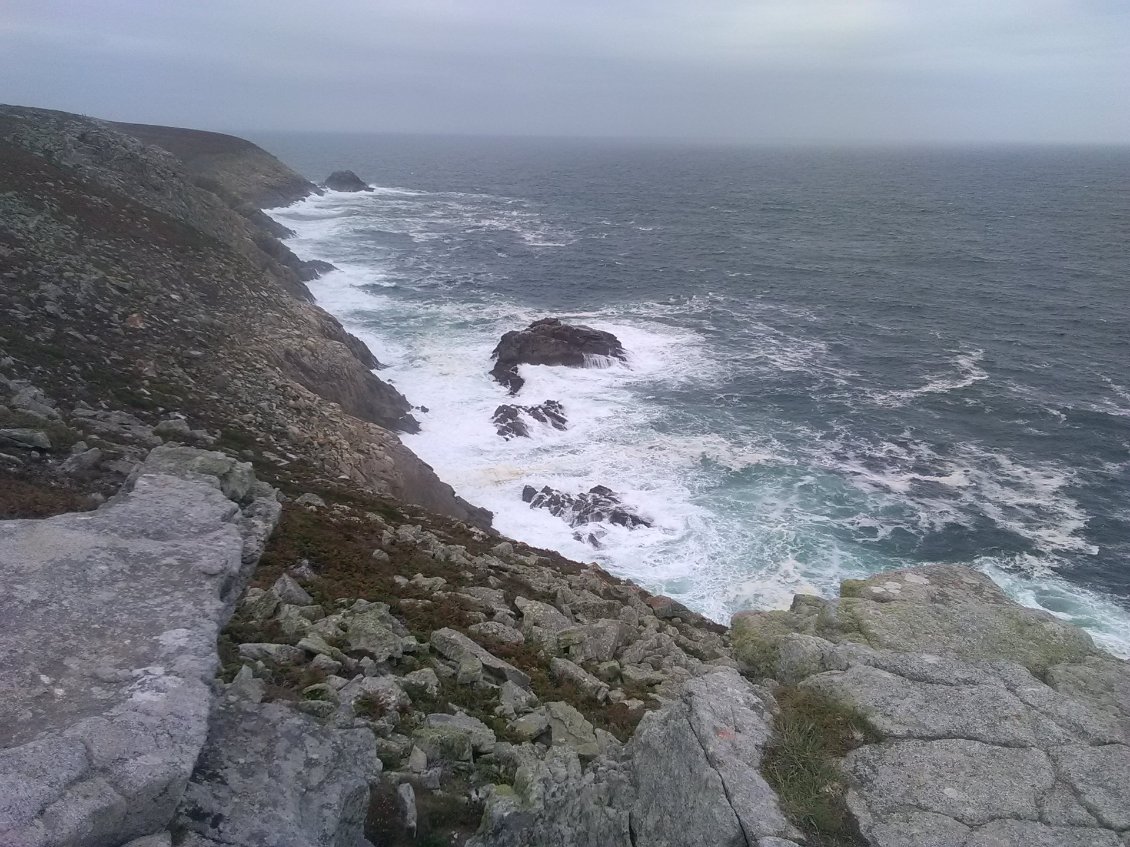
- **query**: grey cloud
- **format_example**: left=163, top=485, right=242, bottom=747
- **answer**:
left=1, top=0, right=1127, bottom=142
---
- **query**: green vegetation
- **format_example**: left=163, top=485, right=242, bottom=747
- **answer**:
left=761, top=686, right=876, bottom=847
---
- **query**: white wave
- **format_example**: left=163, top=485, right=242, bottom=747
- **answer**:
left=870, top=349, right=988, bottom=406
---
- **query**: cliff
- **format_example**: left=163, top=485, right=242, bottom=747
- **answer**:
left=0, top=106, right=1127, bottom=847
left=0, top=104, right=486, bottom=525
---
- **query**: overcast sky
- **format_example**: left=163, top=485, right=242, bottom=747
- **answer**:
left=2, top=0, right=1127, bottom=143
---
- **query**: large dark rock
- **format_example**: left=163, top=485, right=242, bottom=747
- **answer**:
left=522, top=483, right=651, bottom=546
left=490, top=318, right=627, bottom=394
left=323, top=170, right=372, bottom=192
left=492, top=400, right=568, bottom=439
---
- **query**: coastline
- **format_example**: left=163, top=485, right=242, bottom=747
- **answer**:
left=2, top=106, right=1128, bottom=847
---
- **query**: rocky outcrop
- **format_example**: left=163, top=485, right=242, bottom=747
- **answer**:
left=732, top=565, right=1130, bottom=847
left=472, top=669, right=801, bottom=847
left=173, top=696, right=380, bottom=847
left=492, top=400, right=567, bottom=439
left=0, top=448, right=277, bottom=847
left=323, top=170, right=373, bottom=192
left=490, top=318, right=627, bottom=394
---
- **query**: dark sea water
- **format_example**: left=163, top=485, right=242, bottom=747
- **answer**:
left=258, top=133, right=1130, bottom=655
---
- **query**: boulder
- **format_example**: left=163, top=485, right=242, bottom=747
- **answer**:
left=0, top=427, right=51, bottom=450
left=136, top=444, right=255, bottom=502
left=424, top=712, right=497, bottom=754
left=490, top=318, right=627, bottom=394
left=550, top=658, right=609, bottom=703
left=544, top=701, right=600, bottom=759
left=430, top=628, right=531, bottom=688
left=322, top=170, right=372, bottom=192
left=345, top=608, right=404, bottom=663
left=272, top=574, right=313, bottom=606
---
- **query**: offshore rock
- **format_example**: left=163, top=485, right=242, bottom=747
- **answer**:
left=492, top=400, right=567, bottom=439
left=323, top=170, right=372, bottom=192
left=490, top=318, right=627, bottom=394
left=522, top=483, right=651, bottom=536
left=0, top=456, right=263, bottom=847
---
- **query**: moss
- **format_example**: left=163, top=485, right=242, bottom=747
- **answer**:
left=761, top=686, right=877, bottom=847
left=838, top=579, right=867, bottom=599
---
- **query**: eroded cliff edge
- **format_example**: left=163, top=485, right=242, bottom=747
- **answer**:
left=0, top=106, right=1127, bottom=847
left=0, top=104, right=486, bottom=526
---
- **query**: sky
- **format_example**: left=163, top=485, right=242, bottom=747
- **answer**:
left=2, top=0, right=1128, bottom=143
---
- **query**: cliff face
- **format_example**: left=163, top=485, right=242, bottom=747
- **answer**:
left=110, top=120, right=320, bottom=209
left=0, top=104, right=487, bottom=526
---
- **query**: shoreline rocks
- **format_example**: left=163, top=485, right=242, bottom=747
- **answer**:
left=490, top=318, right=627, bottom=394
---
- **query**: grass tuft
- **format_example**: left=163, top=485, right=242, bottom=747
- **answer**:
left=761, top=686, right=876, bottom=847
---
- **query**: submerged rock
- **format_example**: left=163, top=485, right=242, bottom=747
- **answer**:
left=522, top=483, right=651, bottom=538
left=322, top=170, right=372, bottom=192
left=492, top=400, right=568, bottom=439
left=490, top=318, right=627, bottom=394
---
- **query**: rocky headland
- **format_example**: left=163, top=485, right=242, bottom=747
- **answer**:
left=0, top=105, right=1127, bottom=847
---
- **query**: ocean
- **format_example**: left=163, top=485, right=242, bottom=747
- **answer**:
left=258, top=133, right=1130, bottom=656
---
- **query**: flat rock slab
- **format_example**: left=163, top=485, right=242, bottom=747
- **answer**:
left=172, top=698, right=379, bottom=847
left=0, top=472, right=250, bottom=847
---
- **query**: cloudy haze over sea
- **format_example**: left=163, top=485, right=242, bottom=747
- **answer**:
left=2, top=1, right=1128, bottom=143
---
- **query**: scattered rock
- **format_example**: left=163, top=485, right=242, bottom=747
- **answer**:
left=544, top=701, right=600, bottom=759
left=0, top=427, right=51, bottom=450
left=431, top=627, right=531, bottom=688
